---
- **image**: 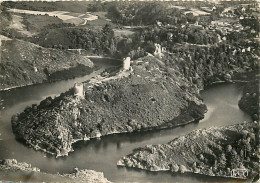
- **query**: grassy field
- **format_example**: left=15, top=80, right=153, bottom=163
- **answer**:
left=114, top=28, right=135, bottom=37
left=3, top=1, right=93, bottom=13
left=8, top=14, right=33, bottom=37
left=22, top=14, right=63, bottom=32
left=85, top=18, right=113, bottom=27
left=9, top=9, right=85, bottom=26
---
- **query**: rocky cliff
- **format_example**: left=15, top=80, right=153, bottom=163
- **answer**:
left=0, top=159, right=40, bottom=172
left=11, top=41, right=256, bottom=157
left=0, top=159, right=111, bottom=183
left=0, top=39, right=93, bottom=90
left=118, top=121, right=259, bottom=180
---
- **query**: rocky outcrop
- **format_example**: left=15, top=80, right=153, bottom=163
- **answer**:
left=0, top=159, right=111, bottom=183
left=118, top=121, right=259, bottom=180
left=0, top=39, right=93, bottom=90
left=0, top=159, right=40, bottom=172
left=62, top=167, right=111, bottom=183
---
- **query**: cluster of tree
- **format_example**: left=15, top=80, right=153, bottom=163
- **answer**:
left=34, top=24, right=118, bottom=56
left=41, top=23, right=75, bottom=32
left=87, top=2, right=108, bottom=12
left=114, top=21, right=259, bottom=60
left=240, top=17, right=259, bottom=33
left=128, top=25, right=220, bottom=50
left=107, top=2, right=200, bottom=26
left=232, top=5, right=260, bottom=33
left=2, top=1, right=58, bottom=11
left=21, top=14, right=65, bottom=32
left=165, top=41, right=257, bottom=87
left=191, top=125, right=259, bottom=178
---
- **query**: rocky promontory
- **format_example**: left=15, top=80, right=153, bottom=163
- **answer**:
left=118, top=121, right=259, bottom=180
left=0, top=159, right=40, bottom=172
left=11, top=55, right=207, bottom=156
left=0, top=159, right=111, bottom=183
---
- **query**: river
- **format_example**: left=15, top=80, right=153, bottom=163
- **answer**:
left=0, top=59, right=251, bottom=182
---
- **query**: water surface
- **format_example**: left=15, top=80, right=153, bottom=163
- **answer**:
left=0, top=65, right=251, bottom=182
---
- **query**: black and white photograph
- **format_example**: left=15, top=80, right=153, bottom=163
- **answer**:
left=0, top=0, right=259, bottom=182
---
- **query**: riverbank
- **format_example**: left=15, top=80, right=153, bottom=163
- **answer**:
left=238, top=75, right=259, bottom=120
left=0, top=159, right=111, bottom=183
left=118, top=121, right=259, bottom=180
left=0, top=39, right=94, bottom=91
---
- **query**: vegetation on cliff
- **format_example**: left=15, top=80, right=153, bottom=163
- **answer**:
left=0, top=159, right=111, bottom=183
left=118, top=121, right=259, bottom=180
left=0, top=39, right=93, bottom=90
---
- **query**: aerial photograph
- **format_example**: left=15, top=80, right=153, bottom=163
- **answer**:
left=0, top=0, right=259, bottom=182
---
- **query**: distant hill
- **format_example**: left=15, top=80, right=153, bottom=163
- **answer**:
left=0, top=39, right=93, bottom=90
left=2, top=1, right=93, bottom=13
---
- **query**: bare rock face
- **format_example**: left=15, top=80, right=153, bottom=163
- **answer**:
left=62, top=168, right=111, bottom=183
left=118, top=122, right=259, bottom=180
left=0, top=159, right=40, bottom=172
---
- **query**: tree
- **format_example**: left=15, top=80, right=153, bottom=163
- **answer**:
left=109, top=39, right=117, bottom=55
left=107, top=5, right=121, bottom=24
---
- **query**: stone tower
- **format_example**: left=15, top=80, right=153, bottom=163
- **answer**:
left=123, top=57, right=131, bottom=70
left=74, top=83, right=84, bottom=99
